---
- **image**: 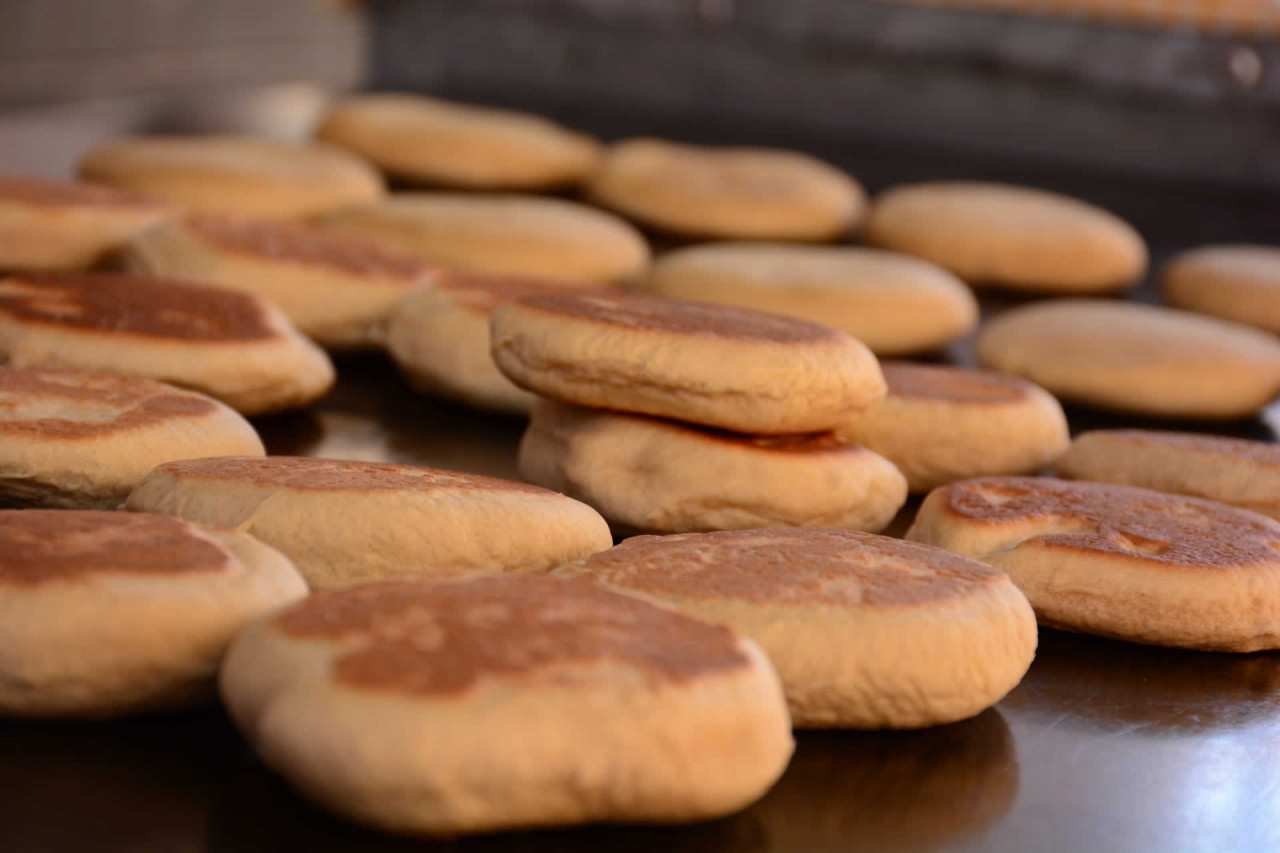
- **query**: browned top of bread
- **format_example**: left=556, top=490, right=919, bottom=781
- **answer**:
left=570, top=528, right=1004, bottom=607
left=514, top=292, right=840, bottom=344
left=882, top=362, right=1034, bottom=405
left=147, top=455, right=551, bottom=495
left=437, top=272, right=605, bottom=315
left=930, top=476, right=1280, bottom=567
left=0, top=367, right=217, bottom=440
left=0, top=272, right=277, bottom=341
left=275, top=576, right=749, bottom=694
left=0, top=510, right=227, bottom=584
left=0, top=174, right=167, bottom=209
left=183, top=214, right=433, bottom=282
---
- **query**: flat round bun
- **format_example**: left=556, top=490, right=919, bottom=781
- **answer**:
left=0, top=271, right=334, bottom=415
left=907, top=476, right=1280, bottom=651
left=557, top=528, right=1036, bottom=728
left=492, top=292, right=885, bottom=434
left=384, top=273, right=609, bottom=414
left=1057, top=429, right=1280, bottom=522
left=866, top=182, right=1147, bottom=293
left=643, top=244, right=977, bottom=355
left=321, top=193, right=650, bottom=284
left=220, top=575, right=793, bottom=834
left=316, top=93, right=603, bottom=190
left=79, top=135, right=384, bottom=218
left=126, top=455, right=613, bottom=589
left=588, top=138, right=864, bottom=241
left=1163, top=245, right=1280, bottom=334
left=124, top=214, right=435, bottom=349
left=842, top=362, right=1069, bottom=493
left=0, top=509, right=306, bottom=717
left=0, top=174, right=172, bottom=271
left=0, top=367, right=263, bottom=508
left=519, top=399, right=906, bottom=534
left=976, top=299, right=1280, bottom=418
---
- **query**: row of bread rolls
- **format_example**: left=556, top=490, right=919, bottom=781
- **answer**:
left=489, top=290, right=909, bottom=532
left=10, top=338, right=1276, bottom=537
left=0, top=281, right=1050, bottom=837
left=9, top=153, right=1271, bottom=340
left=0, top=160, right=1048, bottom=840
left=0, top=90, right=1274, bottom=542
left=5, top=103, right=1280, bottom=422
left=12, top=429, right=1280, bottom=837
left=3, top=90, right=1280, bottom=842
left=0, top=466, right=1036, bottom=837
left=11, top=389, right=1280, bottom=838
left=488, top=290, right=1280, bottom=656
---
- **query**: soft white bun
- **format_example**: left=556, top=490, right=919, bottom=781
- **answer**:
left=519, top=399, right=907, bottom=534
left=1057, top=429, right=1280, bottom=522
left=558, top=528, right=1037, bottom=728
left=842, top=362, right=1069, bottom=492
left=589, top=138, right=864, bottom=241
left=0, top=174, right=172, bottom=270
left=0, top=271, right=334, bottom=415
left=976, top=299, right=1280, bottom=418
left=908, top=476, right=1280, bottom=651
left=79, top=135, right=384, bottom=218
left=0, top=367, right=263, bottom=509
left=383, top=273, right=608, bottom=414
left=125, top=214, right=434, bottom=349
left=127, top=455, right=613, bottom=589
left=316, top=93, right=603, bottom=190
left=1162, top=244, right=1280, bottom=334
left=321, top=193, right=650, bottom=284
left=492, top=292, right=885, bottom=434
left=220, top=575, right=793, bottom=834
left=0, top=509, right=306, bottom=717
left=866, top=182, right=1147, bottom=293
left=644, top=243, right=976, bottom=355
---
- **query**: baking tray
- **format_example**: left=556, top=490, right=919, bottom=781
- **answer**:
left=5, top=120, right=1280, bottom=852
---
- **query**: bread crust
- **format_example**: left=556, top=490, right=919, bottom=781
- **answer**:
left=0, top=510, right=306, bottom=717
left=842, top=362, right=1069, bottom=492
left=0, top=272, right=334, bottom=415
left=220, top=576, right=793, bottom=834
left=0, top=367, right=262, bottom=508
left=558, top=528, right=1037, bottom=728
left=316, top=93, right=603, bottom=190
left=127, top=456, right=613, bottom=589
left=519, top=400, right=906, bottom=534
left=644, top=243, right=976, bottom=355
left=493, top=292, right=885, bottom=434
left=866, top=181, right=1147, bottom=293
left=976, top=299, right=1280, bottom=418
left=908, top=476, right=1280, bottom=651
left=589, top=138, right=864, bottom=241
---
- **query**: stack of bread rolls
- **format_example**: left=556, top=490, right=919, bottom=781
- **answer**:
left=491, top=290, right=909, bottom=534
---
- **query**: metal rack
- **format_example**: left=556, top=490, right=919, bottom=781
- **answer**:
left=368, top=0, right=1280, bottom=188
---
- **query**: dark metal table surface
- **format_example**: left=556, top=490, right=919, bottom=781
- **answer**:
left=6, top=118, right=1280, bottom=851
